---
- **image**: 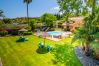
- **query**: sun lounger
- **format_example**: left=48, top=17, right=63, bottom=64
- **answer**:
left=17, top=36, right=29, bottom=42
left=39, top=43, right=44, bottom=48
left=47, top=46, right=52, bottom=51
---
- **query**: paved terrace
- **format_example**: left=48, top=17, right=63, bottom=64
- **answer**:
left=74, top=47, right=99, bottom=66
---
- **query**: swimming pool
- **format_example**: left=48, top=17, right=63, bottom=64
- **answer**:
left=47, top=31, right=63, bottom=36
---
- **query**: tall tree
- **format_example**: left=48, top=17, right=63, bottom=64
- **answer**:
left=85, top=0, right=97, bottom=17
left=24, top=0, right=32, bottom=26
left=40, top=13, right=56, bottom=27
left=0, top=10, right=5, bottom=19
left=72, top=0, right=99, bottom=55
left=57, top=0, right=83, bottom=20
left=72, top=15, right=97, bottom=56
left=58, top=0, right=99, bottom=56
left=29, top=19, right=36, bottom=31
left=0, top=10, right=3, bottom=17
left=54, top=13, right=62, bottom=20
left=2, top=18, right=12, bottom=24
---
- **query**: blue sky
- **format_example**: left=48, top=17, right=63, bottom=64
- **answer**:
left=0, top=0, right=59, bottom=18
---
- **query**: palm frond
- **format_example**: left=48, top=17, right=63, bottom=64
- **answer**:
left=24, top=0, right=32, bottom=4
left=71, top=28, right=85, bottom=44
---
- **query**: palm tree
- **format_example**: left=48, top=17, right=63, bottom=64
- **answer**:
left=0, top=10, right=3, bottom=16
left=72, top=15, right=97, bottom=56
left=24, top=0, right=32, bottom=26
left=0, top=10, right=5, bottom=18
left=74, top=0, right=98, bottom=56
left=86, top=0, right=97, bottom=17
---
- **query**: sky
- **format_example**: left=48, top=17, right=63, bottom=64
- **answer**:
left=0, top=0, right=59, bottom=18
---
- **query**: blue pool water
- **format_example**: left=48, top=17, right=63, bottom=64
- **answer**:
left=47, top=31, right=63, bottom=36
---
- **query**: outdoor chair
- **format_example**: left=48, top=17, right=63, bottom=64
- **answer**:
left=24, top=38, right=28, bottom=41
left=47, top=46, right=52, bottom=51
left=39, top=42, right=44, bottom=48
left=17, top=36, right=28, bottom=42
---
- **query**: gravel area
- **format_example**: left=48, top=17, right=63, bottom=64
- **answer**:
left=0, top=58, right=2, bottom=66
left=74, top=47, right=99, bottom=66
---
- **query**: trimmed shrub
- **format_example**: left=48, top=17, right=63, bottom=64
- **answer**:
left=64, top=27, right=70, bottom=31
left=11, top=30, right=18, bottom=35
left=23, top=31, right=32, bottom=35
left=0, top=30, right=8, bottom=36
left=49, top=28, right=55, bottom=31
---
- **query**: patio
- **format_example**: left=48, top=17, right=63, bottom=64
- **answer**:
left=34, top=31, right=72, bottom=41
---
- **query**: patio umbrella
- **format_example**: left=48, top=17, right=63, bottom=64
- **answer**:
left=18, top=28, right=28, bottom=35
left=18, top=28, right=28, bottom=32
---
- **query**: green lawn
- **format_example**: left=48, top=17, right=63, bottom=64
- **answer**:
left=91, top=41, right=99, bottom=51
left=0, top=35, right=82, bottom=66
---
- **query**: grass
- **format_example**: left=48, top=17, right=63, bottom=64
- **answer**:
left=55, top=28, right=62, bottom=31
left=91, top=41, right=99, bottom=51
left=0, top=35, right=82, bottom=66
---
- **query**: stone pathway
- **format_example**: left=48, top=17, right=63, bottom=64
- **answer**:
left=0, top=58, right=2, bottom=66
left=74, top=47, right=99, bottom=66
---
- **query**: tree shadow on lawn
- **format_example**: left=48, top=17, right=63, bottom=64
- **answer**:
left=16, top=39, right=28, bottom=42
left=16, top=40, right=25, bottom=42
left=36, top=47, right=49, bottom=54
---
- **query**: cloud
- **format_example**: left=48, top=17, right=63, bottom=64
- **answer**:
left=51, top=6, right=64, bottom=15
left=53, top=6, right=60, bottom=10
left=47, top=6, right=60, bottom=14
left=43, top=6, right=63, bottom=15
left=59, top=12, right=63, bottom=15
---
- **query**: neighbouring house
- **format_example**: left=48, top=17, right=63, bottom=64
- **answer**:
left=0, top=28, right=20, bottom=35
left=62, top=17, right=84, bottom=32
left=0, top=28, right=19, bottom=31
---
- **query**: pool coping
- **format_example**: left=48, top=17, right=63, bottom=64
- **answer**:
left=34, top=31, right=72, bottom=42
